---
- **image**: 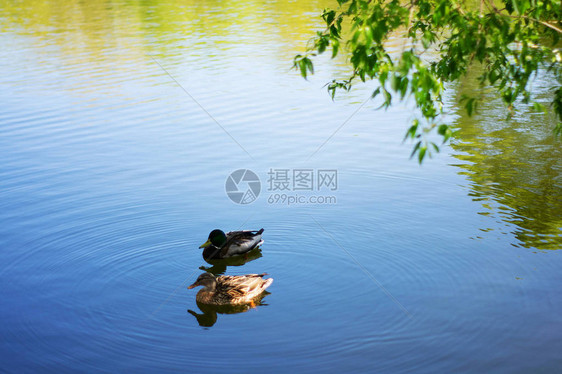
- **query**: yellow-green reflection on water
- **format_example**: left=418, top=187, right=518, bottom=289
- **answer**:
left=0, top=0, right=338, bottom=55
left=451, top=67, right=561, bottom=250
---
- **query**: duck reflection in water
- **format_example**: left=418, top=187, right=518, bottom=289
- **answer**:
left=199, top=248, right=263, bottom=275
left=188, top=292, right=270, bottom=327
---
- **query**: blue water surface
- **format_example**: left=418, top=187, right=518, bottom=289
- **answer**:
left=1, top=1, right=561, bottom=372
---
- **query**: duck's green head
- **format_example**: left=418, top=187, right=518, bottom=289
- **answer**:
left=199, top=229, right=227, bottom=249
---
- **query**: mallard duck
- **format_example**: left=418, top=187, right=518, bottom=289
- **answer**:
left=187, top=272, right=273, bottom=305
left=199, top=228, right=264, bottom=261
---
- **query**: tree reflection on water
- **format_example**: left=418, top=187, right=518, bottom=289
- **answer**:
left=450, top=70, right=561, bottom=250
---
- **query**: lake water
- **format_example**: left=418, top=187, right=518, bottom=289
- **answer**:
left=1, top=0, right=561, bottom=372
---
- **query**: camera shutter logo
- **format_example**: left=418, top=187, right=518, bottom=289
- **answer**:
left=225, top=169, right=261, bottom=204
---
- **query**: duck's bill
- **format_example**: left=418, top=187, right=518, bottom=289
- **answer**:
left=199, top=239, right=211, bottom=249
left=187, top=282, right=198, bottom=289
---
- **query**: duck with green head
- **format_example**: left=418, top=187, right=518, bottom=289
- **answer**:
left=199, top=228, right=264, bottom=261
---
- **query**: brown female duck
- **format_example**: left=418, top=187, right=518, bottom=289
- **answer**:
left=188, top=272, right=273, bottom=305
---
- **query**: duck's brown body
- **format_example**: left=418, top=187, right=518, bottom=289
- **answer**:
left=188, top=273, right=273, bottom=305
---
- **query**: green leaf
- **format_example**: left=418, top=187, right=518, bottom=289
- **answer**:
left=299, top=60, right=307, bottom=78
left=331, top=38, right=340, bottom=58
left=382, top=88, right=392, bottom=109
left=418, top=145, right=427, bottom=164
left=403, top=119, right=419, bottom=141
left=464, top=97, right=477, bottom=116
left=410, top=140, right=421, bottom=159
left=443, top=128, right=453, bottom=143
left=306, top=58, right=314, bottom=74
